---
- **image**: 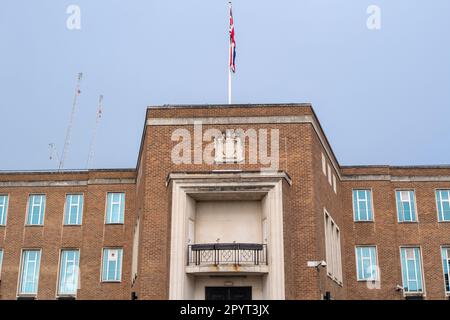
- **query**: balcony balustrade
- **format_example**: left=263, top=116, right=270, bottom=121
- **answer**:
left=187, top=243, right=267, bottom=266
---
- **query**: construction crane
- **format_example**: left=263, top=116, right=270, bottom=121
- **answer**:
left=86, top=94, right=104, bottom=169
left=59, top=72, right=83, bottom=170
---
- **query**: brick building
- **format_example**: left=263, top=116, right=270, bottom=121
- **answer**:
left=0, top=103, right=449, bottom=300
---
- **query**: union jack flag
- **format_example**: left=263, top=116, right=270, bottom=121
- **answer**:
left=229, top=2, right=236, bottom=73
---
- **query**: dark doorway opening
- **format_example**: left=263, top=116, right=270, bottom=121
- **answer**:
left=205, top=286, right=252, bottom=300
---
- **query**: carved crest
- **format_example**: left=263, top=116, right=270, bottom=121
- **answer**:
left=214, top=129, right=243, bottom=163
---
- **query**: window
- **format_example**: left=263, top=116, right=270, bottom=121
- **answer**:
left=327, top=164, right=332, bottom=185
left=0, top=195, right=8, bottom=226
left=353, top=189, right=373, bottom=221
left=26, top=194, right=46, bottom=225
left=355, top=246, right=378, bottom=281
left=332, top=174, right=337, bottom=194
left=436, top=190, right=450, bottom=222
left=400, top=247, right=424, bottom=294
left=321, top=153, right=326, bottom=175
left=18, top=250, right=41, bottom=295
left=441, top=247, right=450, bottom=294
left=106, top=193, right=125, bottom=224
left=396, top=190, right=417, bottom=222
left=102, top=248, right=123, bottom=282
left=0, top=249, right=3, bottom=279
left=64, top=194, right=83, bottom=225
left=58, top=250, right=80, bottom=296
left=324, top=210, right=342, bottom=284
left=131, top=218, right=140, bottom=285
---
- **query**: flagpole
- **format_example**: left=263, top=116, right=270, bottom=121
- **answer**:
left=228, top=1, right=232, bottom=105
left=228, top=58, right=232, bottom=104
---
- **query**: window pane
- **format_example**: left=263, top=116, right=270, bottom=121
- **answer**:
left=410, top=192, right=416, bottom=221
left=106, top=193, right=125, bottom=224
left=358, top=190, right=366, bottom=200
left=353, top=190, right=372, bottom=221
left=442, top=191, right=450, bottom=201
left=352, top=190, right=358, bottom=220
left=58, top=250, right=80, bottom=295
left=19, top=250, right=41, bottom=295
left=443, top=248, right=450, bottom=292
left=366, top=191, right=373, bottom=220
left=397, top=190, right=417, bottom=222
left=0, top=195, right=8, bottom=225
left=27, top=195, right=45, bottom=225
left=400, top=247, right=423, bottom=293
left=396, top=191, right=403, bottom=221
left=102, top=248, right=123, bottom=281
left=0, top=249, right=3, bottom=275
left=443, top=201, right=450, bottom=221
left=403, top=202, right=411, bottom=221
left=65, top=194, right=83, bottom=225
left=356, top=246, right=377, bottom=281
left=358, top=202, right=367, bottom=220
left=356, top=248, right=363, bottom=279
left=438, top=190, right=450, bottom=222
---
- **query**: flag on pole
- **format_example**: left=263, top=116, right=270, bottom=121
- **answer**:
left=229, top=2, right=236, bottom=73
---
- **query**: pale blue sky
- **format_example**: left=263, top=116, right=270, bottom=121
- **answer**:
left=0, top=0, right=449, bottom=170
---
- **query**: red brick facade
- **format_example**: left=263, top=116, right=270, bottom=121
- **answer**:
left=0, top=104, right=449, bottom=300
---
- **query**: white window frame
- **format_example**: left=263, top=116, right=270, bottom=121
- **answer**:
left=332, top=174, right=337, bottom=194
left=324, top=209, right=343, bottom=285
left=0, top=249, right=3, bottom=280
left=57, top=249, right=80, bottom=297
left=436, top=189, right=450, bottom=222
left=131, top=217, right=140, bottom=285
left=396, top=190, right=417, bottom=223
left=0, top=194, right=9, bottom=226
left=353, top=189, right=373, bottom=222
left=101, top=248, right=123, bottom=282
left=321, top=153, right=326, bottom=175
left=327, top=164, right=332, bottom=186
left=441, top=246, right=450, bottom=296
left=64, top=194, right=83, bottom=225
left=26, top=194, right=46, bottom=226
left=355, top=246, right=379, bottom=281
left=105, top=192, right=125, bottom=224
left=17, top=249, right=42, bottom=297
left=400, top=246, right=425, bottom=295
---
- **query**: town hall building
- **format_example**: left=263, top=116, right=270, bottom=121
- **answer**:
left=0, top=103, right=449, bottom=300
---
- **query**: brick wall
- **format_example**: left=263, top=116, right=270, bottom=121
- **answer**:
left=0, top=170, right=136, bottom=300
left=0, top=104, right=449, bottom=300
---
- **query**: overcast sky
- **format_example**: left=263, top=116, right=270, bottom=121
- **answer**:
left=0, top=0, right=449, bottom=170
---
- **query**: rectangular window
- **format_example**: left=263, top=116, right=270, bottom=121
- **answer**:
left=400, top=247, right=424, bottom=294
left=58, top=250, right=80, bottom=296
left=332, top=174, right=337, bottom=194
left=64, top=194, right=83, bottom=225
left=18, top=250, right=41, bottom=295
left=0, top=195, right=8, bottom=225
left=441, top=247, right=450, bottom=294
left=327, top=164, right=332, bottom=185
left=102, top=248, right=123, bottom=282
left=131, top=218, right=140, bottom=284
left=355, top=246, right=378, bottom=281
left=396, top=190, right=417, bottom=222
left=353, top=189, right=373, bottom=221
left=324, top=210, right=342, bottom=284
left=106, top=193, right=125, bottom=224
left=0, top=249, right=3, bottom=279
left=437, top=190, right=450, bottom=222
left=26, top=194, right=46, bottom=226
left=321, top=153, right=326, bottom=175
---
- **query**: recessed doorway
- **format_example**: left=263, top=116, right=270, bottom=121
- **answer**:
left=205, top=286, right=252, bottom=300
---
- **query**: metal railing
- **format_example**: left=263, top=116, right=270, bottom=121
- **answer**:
left=187, top=243, right=267, bottom=266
